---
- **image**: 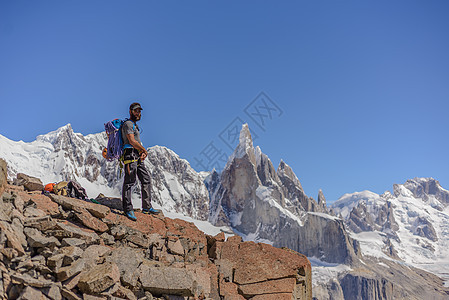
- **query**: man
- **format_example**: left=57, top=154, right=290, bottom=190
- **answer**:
left=121, top=102, right=158, bottom=221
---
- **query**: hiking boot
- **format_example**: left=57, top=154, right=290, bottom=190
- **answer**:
left=125, top=210, right=137, bottom=221
left=142, top=208, right=160, bottom=214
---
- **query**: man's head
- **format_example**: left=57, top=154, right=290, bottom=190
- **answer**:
left=129, top=102, right=143, bottom=121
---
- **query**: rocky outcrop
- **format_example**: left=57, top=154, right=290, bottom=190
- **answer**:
left=413, top=216, right=438, bottom=242
left=339, top=272, right=393, bottom=300
left=208, top=124, right=360, bottom=264
left=0, top=167, right=312, bottom=299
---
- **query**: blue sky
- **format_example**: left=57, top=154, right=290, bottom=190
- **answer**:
left=1, top=1, right=448, bottom=202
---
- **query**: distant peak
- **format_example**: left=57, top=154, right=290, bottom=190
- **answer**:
left=276, top=160, right=303, bottom=191
left=36, top=123, right=74, bottom=144
left=223, top=124, right=257, bottom=169
left=233, top=124, right=255, bottom=157
left=318, top=189, right=326, bottom=204
left=239, top=123, right=253, bottom=149
left=396, top=177, right=449, bottom=203
left=59, top=123, right=72, bottom=130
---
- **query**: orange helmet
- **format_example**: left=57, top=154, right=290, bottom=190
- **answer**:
left=102, top=147, right=108, bottom=159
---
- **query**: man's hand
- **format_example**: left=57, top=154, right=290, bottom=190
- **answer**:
left=126, top=133, right=148, bottom=160
left=140, top=150, right=148, bottom=161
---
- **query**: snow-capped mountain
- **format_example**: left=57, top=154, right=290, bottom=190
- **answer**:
left=0, top=124, right=118, bottom=197
left=2, top=123, right=448, bottom=299
left=0, top=124, right=210, bottom=221
left=331, top=178, right=449, bottom=283
left=206, top=124, right=360, bottom=265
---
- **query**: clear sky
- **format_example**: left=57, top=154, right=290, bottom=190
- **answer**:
left=1, top=1, right=448, bottom=202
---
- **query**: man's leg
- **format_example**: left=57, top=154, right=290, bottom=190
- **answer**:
left=136, top=161, right=153, bottom=210
left=122, top=161, right=137, bottom=213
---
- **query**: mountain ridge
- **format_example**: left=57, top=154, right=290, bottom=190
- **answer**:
left=1, top=124, right=449, bottom=299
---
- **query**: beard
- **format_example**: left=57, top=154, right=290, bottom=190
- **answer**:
left=131, top=114, right=141, bottom=122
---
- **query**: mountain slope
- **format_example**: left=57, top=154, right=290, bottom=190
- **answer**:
left=331, top=178, right=449, bottom=284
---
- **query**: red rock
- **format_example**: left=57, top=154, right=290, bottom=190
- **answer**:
left=74, top=208, right=108, bottom=233
left=219, top=274, right=245, bottom=299
left=220, top=241, right=311, bottom=285
left=226, top=235, right=243, bottom=243
left=214, top=232, right=225, bottom=242
left=22, top=192, right=60, bottom=216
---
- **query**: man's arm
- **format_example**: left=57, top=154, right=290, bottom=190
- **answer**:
left=126, top=133, right=148, bottom=160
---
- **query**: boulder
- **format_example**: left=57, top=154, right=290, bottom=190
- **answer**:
left=48, top=246, right=83, bottom=269
left=61, top=238, right=86, bottom=249
left=139, top=265, right=195, bottom=296
left=61, top=287, right=83, bottom=300
left=73, top=208, right=108, bottom=233
left=24, top=215, right=57, bottom=231
left=11, top=273, right=54, bottom=288
left=0, top=221, right=26, bottom=255
left=49, top=222, right=100, bottom=243
left=10, top=217, right=27, bottom=247
left=216, top=240, right=312, bottom=300
left=24, top=227, right=60, bottom=248
left=125, top=231, right=150, bottom=248
left=48, top=194, right=110, bottom=218
left=16, top=173, right=44, bottom=192
left=167, top=238, right=184, bottom=256
left=56, top=259, right=86, bottom=281
left=81, top=245, right=112, bottom=268
left=0, top=201, right=13, bottom=222
left=19, top=286, right=49, bottom=300
left=42, top=283, right=62, bottom=300
left=219, top=241, right=311, bottom=286
left=106, top=247, right=144, bottom=287
left=77, top=262, right=120, bottom=294
left=23, top=206, right=47, bottom=218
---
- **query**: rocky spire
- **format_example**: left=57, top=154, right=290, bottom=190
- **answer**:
left=277, top=160, right=304, bottom=191
left=317, top=189, right=328, bottom=213
left=225, top=124, right=257, bottom=168
left=318, top=189, right=326, bottom=205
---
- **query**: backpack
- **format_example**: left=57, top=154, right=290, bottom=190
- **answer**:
left=53, top=181, right=68, bottom=196
left=103, top=119, right=125, bottom=161
left=67, top=180, right=88, bottom=200
left=103, top=118, right=137, bottom=161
